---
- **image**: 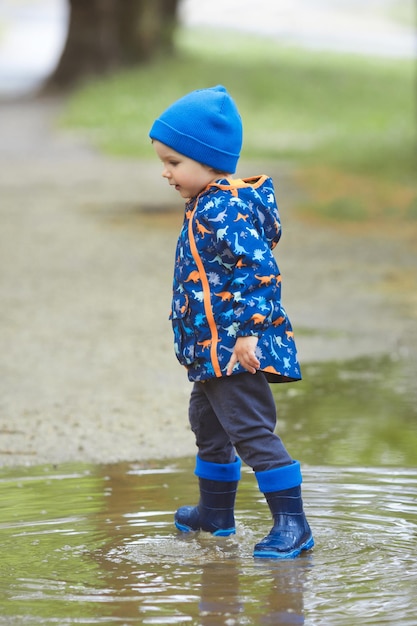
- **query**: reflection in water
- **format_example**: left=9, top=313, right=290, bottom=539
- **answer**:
left=0, top=460, right=416, bottom=625
left=0, top=355, right=416, bottom=623
left=273, top=355, right=417, bottom=467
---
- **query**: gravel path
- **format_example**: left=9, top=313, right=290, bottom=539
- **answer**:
left=0, top=96, right=415, bottom=467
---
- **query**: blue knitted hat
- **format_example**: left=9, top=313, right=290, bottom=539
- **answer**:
left=149, top=85, right=242, bottom=173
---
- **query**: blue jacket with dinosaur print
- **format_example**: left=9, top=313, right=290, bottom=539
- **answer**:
left=170, top=175, right=301, bottom=383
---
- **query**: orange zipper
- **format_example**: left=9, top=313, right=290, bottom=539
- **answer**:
left=188, top=198, right=222, bottom=377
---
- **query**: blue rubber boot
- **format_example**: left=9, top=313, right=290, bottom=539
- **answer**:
left=254, top=461, right=314, bottom=558
left=175, top=456, right=241, bottom=537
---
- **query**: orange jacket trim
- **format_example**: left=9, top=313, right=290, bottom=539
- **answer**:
left=188, top=198, right=222, bottom=377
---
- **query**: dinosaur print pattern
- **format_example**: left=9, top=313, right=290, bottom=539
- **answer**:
left=170, top=175, right=301, bottom=383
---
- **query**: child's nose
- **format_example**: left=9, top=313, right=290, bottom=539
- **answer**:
left=162, top=167, right=171, bottom=179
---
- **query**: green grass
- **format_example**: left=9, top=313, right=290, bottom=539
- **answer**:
left=62, top=27, right=416, bottom=223
left=385, top=0, right=415, bottom=27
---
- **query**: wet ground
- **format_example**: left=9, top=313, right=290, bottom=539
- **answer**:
left=1, top=455, right=416, bottom=625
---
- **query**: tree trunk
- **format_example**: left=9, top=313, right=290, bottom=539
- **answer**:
left=45, top=0, right=180, bottom=90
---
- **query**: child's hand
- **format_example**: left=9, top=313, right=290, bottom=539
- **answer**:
left=226, top=336, right=260, bottom=375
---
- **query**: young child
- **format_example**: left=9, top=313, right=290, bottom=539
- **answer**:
left=149, top=85, right=314, bottom=559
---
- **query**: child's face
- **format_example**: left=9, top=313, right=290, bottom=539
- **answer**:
left=153, top=141, right=220, bottom=200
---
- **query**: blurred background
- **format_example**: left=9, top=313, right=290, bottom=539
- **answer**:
left=0, top=0, right=415, bottom=97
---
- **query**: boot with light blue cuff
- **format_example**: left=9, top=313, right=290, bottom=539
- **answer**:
left=254, top=460, right=314, bottom=559
left=174, top=456, right=241, bottom=537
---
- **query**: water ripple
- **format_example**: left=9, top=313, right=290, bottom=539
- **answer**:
left=0, top=461, right=415, bottom=625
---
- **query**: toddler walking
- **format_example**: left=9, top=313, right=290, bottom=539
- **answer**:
left=149, top=85, right=314, bottom=558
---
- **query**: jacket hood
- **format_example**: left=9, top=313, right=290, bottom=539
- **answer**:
left=207, top=175, right=282, bottom=249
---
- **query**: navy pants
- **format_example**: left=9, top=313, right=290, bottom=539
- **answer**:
left=188, top=371, right=293, bottom=473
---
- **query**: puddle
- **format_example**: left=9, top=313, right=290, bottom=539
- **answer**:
left=0, top=460, right=416, bottom=625
left=272, top=355, right=417, bottom=467
left=0, top=354, right=416, bottom=625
